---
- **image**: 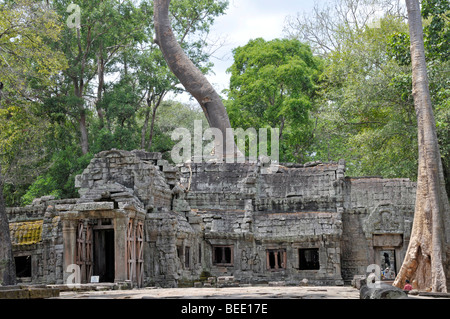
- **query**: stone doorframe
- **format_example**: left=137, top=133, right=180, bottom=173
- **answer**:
left=58, top=202, right=145, bottom=287
left=372, top=234, right=403, bottom=276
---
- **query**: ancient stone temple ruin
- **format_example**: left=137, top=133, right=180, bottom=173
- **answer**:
left=7, top=149, right=417, bottom=287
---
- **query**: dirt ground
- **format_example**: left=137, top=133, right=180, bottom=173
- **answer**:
left=55, top=285, right=361, bottom=299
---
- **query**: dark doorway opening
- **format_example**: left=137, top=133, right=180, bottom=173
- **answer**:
left=299, top=248, right=320, bottom=270
left=15, top=255, right=31, bottom=278
left=94, top=229, right=115, bottom=283
left=380, top=249, right=396, bottom=280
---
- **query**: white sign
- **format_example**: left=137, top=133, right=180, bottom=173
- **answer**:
left=90, top=276, right=99, bottom=283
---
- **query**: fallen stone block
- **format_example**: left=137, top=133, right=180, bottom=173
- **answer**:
left=194, top=282, right=203, bottom=288
left=0, top=286, right=60, bottom=299
left=299, top=278, right=309, bottom=286
left=217, top=276, right=234, bottom=283
left=360, top=283, right=408, bottom=299
left=352, top=275, right=367, bottom=289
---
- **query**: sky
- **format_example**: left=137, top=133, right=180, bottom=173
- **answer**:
left=174, top=0, right=316, bottom=104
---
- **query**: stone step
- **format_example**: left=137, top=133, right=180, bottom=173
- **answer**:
left=0, top=285, right=60, bottom=299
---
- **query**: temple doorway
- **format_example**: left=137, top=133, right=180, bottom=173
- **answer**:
left=94, top=227, right=115, bottom=283
left=380, top=249, right=396, bottom=280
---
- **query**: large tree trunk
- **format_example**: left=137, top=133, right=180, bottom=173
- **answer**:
left=74, top=81, right=89, bottom=155
left=79, top=111, right=89, bottom=155
left=141, top=103, right=151, bottom=150
left=148, top=92, right=165, bottom=151
left=393, top=0, right=450, bottom=293
left=153, top=0, right=238, bottom=159
left=96, top=44, right=106, bottom=128
left=0, top=165, right=16, bottom=286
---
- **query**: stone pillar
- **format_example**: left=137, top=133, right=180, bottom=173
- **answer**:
left=62, top=219, right=77, bottom=283
left=114, top=217, right=128, bottom=282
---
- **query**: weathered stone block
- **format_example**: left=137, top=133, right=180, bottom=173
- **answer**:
left=72, top=202, right=114, bottom=211
left=360, top=283, right=408, bottom=299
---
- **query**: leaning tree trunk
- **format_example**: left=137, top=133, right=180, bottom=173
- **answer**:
left=0, top=165, right=16, bottom=286
left=393, top=0, right=450, bottom=293
left=153, top=0, right=238, bottom=159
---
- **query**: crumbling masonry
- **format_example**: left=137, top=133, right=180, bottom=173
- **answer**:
left=7, top=149, right=416, bottom=287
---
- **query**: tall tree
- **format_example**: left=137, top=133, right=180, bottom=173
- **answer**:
left=284, top=0, right=404, bottom=56
left=133, top=0, right=222, bottom=151
left=285, top=0, right=420, bottom=177
left=52, top=0, right=146, bottom=154
left=153, top=0, right=238, bottom=159
left=388, top=0, right=450, bottom=194
left=393, top=0, right=450, bottom=293
left=0, top=0, right=67, bottom=285
left=226, top=38, right=321, bottom=163
left=0, top=163, right=15, bottom=286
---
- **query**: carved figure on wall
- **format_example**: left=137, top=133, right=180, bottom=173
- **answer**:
left=252, top=253, right=262, bottom=273
left=363, top=204, right=404, bottom=237
left=241, top=250, right=249, bottom=271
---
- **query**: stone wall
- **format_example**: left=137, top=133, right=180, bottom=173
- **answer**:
left=7, top=197, right=77, bottom=284
left=179, top=161, right=346, bottom=285
left=6, top=150, right=417, bottom=288
left=341, top=177, right=416, bottom=283
left=75, top=149, right=173, bottom=211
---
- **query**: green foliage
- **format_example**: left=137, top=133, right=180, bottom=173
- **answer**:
left=101, top=78, right=140, bottom=130
left=388, top=32, right=411, bottom=65
left=0, top=0, right=68, bottom=90
left=21, top=176, right=62, bottom=205
left=385, top=1, right=450, bottom=188
left=0, top=0, right=228, bottom=206
left=19, top=99, right=205, bottom=204
left=309, top=15, right=421, bottom=179
left=422, top=0, right=450, bottom=62
left=170, top=0, right=229, bottom=70
left=21, top=146, right=93, bottom=205
left=0, top=0, right=68, bottom=205
left=226, top=38, right=322, bottom=162
left=388, top=0, right=449, bottom=63
left=5, top=0, right=447, bottom=210
left=150, top=100, right=208, bottom=160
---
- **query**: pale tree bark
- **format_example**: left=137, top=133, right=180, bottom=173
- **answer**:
left=140, top=90, right=167, bottom=151
left=96, top=44, right=106, bottom=128
left=393, top=0, right=450, bottom=293
left=0, top=164, right=16, bottom=286
left=153, top=0, right=238, bottom=159
left=73, top=75, right=89, bottom=155
left=148, top=92, right=166, bottom=151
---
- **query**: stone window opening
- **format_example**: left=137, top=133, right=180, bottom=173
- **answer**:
left=212, top=245, right=233, bottom=266
left=15, top=255, right=32, bottom=278
left=266, top=249, right=286, bottom=271
left=299, top=248, right=320, bottom=270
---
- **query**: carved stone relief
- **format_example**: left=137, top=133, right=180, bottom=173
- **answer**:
left=363, top=203, right=404, bottom=238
